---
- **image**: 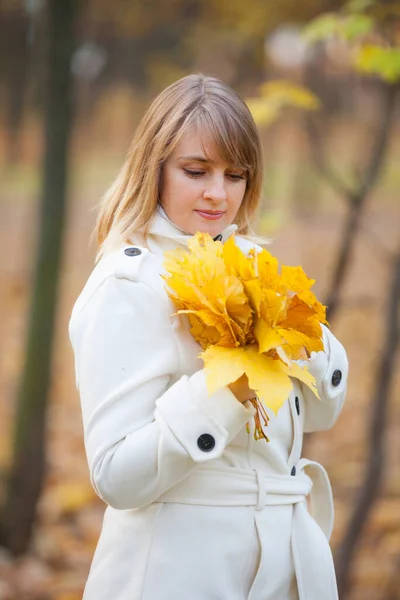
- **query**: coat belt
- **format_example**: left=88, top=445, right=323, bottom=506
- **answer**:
left=156, top=459, right=338, bottom=600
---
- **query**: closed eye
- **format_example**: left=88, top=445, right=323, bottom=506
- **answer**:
left=227, top=173, right=246, bottom=181
left=184, top=169, right=246, bottom=181
left=184, top=169, right=204, bottom=178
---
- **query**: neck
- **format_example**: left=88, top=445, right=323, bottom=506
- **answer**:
left=157, top=204, right=192, bottom=235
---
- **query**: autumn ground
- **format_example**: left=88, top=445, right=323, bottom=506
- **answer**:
left=0, top=117, right=399, bottom=599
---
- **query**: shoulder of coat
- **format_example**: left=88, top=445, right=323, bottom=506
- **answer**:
left=88, top=244, right=151, bottom=287
left=70, top=244, right=151, bottom=327
left=113, top=244, right=151, bottom=282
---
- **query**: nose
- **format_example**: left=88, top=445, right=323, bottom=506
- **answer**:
left=203, top=174, right=228, bottom=203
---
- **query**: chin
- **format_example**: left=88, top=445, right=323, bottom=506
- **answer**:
left=190, top=215, right=228, bottom=236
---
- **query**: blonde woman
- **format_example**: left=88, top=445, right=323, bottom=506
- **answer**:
left=69, top=74, right=348, bottom=600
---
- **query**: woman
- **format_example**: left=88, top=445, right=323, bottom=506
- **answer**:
left=69, top=74, right=348, bottom=600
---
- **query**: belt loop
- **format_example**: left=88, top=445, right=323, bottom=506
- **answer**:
left=255, top=469, right=266, bottom=511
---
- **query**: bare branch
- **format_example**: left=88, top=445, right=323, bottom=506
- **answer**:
left=358, top=218, right=395, bottom=263
left=305, top=116, right=355, bottom=199
left=320, top=82, right=399, bottom=320
left=358, top=82, right=400, bottom=201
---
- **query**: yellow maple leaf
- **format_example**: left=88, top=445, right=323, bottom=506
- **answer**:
left=186, top=313, right=221, bottom=349
left=223, top=235, right=257, bottom=281
left=257, top=248, right=280, bottom=288
left=201, top=345, right=293, bottom=415
left=288, top=362, right=319, bottom=398
left=254, top=320, right=284, bottom=354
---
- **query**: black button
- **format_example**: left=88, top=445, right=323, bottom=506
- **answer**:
left=124, top=247, right=142, bottom=257
left=197, top=433, right=216, bottom=452
left=295, top=396, right=300, bottom=416
left=291, top=466, right=296, bottom=476
left=332, top=369, right=342, bottom=387
left=213, top=234, right=223, bottom=242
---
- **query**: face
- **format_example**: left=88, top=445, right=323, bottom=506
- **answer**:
left=159, top=125, right=248, bottom=237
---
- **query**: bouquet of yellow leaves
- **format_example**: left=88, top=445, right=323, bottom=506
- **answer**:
left=162, top=233, right=328, bottom=442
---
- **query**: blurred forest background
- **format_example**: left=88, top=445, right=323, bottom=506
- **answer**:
left=0, top=0, right=399, bottom=598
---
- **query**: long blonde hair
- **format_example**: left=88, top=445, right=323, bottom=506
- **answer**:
left=93, top=73, right=267, bottom=260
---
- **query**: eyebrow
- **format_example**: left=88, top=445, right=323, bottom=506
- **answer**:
left=177, top=155, right=213, bottom=163
left=177, top=155, right=246, bottom=171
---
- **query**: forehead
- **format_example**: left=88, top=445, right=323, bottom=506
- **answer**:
left=171, top=126, right=222, bottom=163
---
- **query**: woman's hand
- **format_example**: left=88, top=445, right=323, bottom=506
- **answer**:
left=228, top=374, right=257, bottom=404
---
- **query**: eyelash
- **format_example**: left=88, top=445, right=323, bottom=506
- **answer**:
left=184, top=169, right=246, bottom=181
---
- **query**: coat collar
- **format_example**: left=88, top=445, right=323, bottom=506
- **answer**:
left=147, top=204, right=238, bottom=248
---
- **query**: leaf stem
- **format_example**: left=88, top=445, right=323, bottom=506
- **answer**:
left=249, top=396, right=270, bottom=442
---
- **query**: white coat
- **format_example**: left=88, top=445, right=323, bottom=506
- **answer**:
left=69, top=205, right=349, bottom=600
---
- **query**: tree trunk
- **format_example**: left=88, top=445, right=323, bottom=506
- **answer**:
left=325, top=199, right=361, bottom=321
left=335, top=243, right=400, bottom=598
left=3, top=12, right=30, bottom=166
left=0, top=0, right=77, bottom=555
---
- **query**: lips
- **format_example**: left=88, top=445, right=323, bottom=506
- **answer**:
left=195, top=210, right=225, bottom=220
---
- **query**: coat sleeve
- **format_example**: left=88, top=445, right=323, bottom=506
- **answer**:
left=300, top=324, right=349, bottom=433
left=69, top=273, right=254, bottom=510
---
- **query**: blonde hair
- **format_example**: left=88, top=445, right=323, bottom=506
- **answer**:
left=93, top=73, right=268, bottom=261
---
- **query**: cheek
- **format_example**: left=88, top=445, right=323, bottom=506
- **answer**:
left=229, top=182, right=247, bottom=209
left=179, top=175, right=200, bottom=199
left=163, top=171, right=200, bottom=208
